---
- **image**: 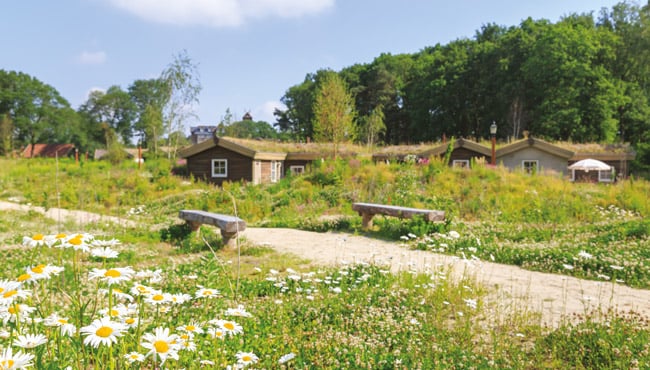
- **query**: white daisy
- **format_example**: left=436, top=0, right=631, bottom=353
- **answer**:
left=177, top=321, right=204, bottom=335
left=13, top=333, right=48, bottom=348
left=43, top=313, right=76, bottom=337
left=79, top=317, right=127, bottom=347
left=279, top=352, right=296, bottom=364
left=236, top=351, right=259, bottom=366
left=140, top=327, right=180, bottom=365
left=88, top=267, right=135, bottom=285
left=225, top=305, right=253, bottom=318
left=207, top=327, right=226, bottom=340
left=124, top=351, right=145, bottom=364
left=130, top=284, right=154, bottom=297
left=169, top=293, right=192, bottom=305
left=195, top=287, right=220, bottom=299
left=0, top=304, right=36, bottom=324
left=22, top=233, right=46, bottom=248
left=144, top=290, right=170, bottom=305
left=91, top=247, right=119, bottom=259
left=0, top=346, right=34, bottom=369
left=210, top=319, right=243, bottom=336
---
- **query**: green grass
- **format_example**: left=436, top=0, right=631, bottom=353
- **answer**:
left=1, top=157, right=650, bottom=368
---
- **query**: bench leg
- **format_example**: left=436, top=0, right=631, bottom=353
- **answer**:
left=187, top=221, right=201, bottom=231
left=221, top=230, right=239, bottom=247
left=361, top=213, right=374, bottom=229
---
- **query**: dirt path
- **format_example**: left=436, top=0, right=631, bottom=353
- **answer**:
left=2, top=200, right=648, bottom=327
left=242, top=227, right=650, bottom=327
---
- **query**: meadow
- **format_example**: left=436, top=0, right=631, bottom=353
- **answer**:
left=0, top=156, right=649, bottom=369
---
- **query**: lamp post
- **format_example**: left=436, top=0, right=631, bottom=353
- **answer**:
left=490, top=121, right=497, bottom=166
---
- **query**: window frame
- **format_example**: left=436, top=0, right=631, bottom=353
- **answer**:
left=598, top=169, right=614, bottom=183
left=452, top=159, right=470, bottom=168
left=211, top=159, right=228, bottom=178
left=289, top=165, right=305, bottom=175
left=522, top=160, right=539, bottom=174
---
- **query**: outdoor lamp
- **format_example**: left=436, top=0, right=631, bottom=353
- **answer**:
left=490, top=122, right=497, bottom=165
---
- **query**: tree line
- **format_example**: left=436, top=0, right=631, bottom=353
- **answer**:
left=274, top=2, right=650, bottom=167
left=0, top=51, right=201, bottom=158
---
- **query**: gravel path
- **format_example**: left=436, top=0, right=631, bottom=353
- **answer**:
left=2, top=200, right=648, bottom=327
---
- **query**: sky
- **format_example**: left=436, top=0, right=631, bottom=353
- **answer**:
left=2, top=0, right=624, bottom=133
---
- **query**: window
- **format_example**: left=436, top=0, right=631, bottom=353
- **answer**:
left=452, top=160, right=470, bottom=168
left=290, top=165, right=305, bottom=175
left=522, top=160, right=538, bottom=174
left=270, top=161, right=282, bottom=183
left=598, top=169, right=614, bottom=183
left=211, top=159, right=227, bottom=178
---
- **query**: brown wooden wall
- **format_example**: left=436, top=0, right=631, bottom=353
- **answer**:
left=449, top=148, right=488, bottom=166
left=187, top=146, right=253, bottom=186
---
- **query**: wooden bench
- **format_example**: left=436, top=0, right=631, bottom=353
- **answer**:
left=178, top=210, right=247, bottom=247
left=352, top=202, right=445, bottom=229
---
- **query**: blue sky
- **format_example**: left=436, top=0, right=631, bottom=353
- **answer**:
left=3, top=0, right=623, bottom=132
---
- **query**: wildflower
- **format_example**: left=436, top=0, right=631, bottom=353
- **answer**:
left=88, top=267, right=135, bottom=285
left=22, top=234, right=46, bottom=248
left=145, top=290, right=171, bottom=305
left=91, top=247, right=119, bottom=259
left=134, top=268, right=164, bottom=283
left=236, top=352, right=259, bottom=367
left=130, top=284, right=153, bottom=297
left=0, top=280, right=22, bottom=296
left=98, top=304, right=129, bottom=319
left=45, top=233, right=68, bottom=247
left=562, top=264, right=574, bottom=270
left=448, top=231, right=460, bottom=239
left=177, top=322, right=204, bottom=335
left=400, top=235, right=410, bottom=241
left=207, top=327, right=226, bottom=340
left=279, top=352, right=296, bottom=364
left=64, top=233, right=93, bottom=252
left=140, top=327, right=180, bottom=365
left=610, top=265, right=624, bottom=271
left=0, top=347, right=34, bottom=369
left=124, top=352, right=145, bottom=364
left=195, top=287, right=220, bottom=299
left=464, top=298, right=478, bottom=309
left=577, top=250, right=593, bottom=259
left=0, top=304, right=36, bottom=324
left=13, top=333, right=48, bottom=349
left=79, top=317, right=127, bottom=347
left=122, top=316, right=139, bottom=329
left=103, top=288, right=134, bottom=302
left=91, top=238, right=121, bottom=247
left=200, top=359, right=215, bottom=366
left=225, top=305, right=252, bottom=318
left=43, top=313, right=76, bottom=337
left=210, top=319, right=243, bottom=336
left=169, top=293, right=192, bottom=305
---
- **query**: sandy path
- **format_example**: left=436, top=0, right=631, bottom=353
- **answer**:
left=2, top=200, right=648, bottom=327
left=242, top=227, right=650, bottom=327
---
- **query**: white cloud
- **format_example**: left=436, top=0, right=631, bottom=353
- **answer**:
left=254, top=100, right=285, bottom=123
left=106, top=0, right=334, bottom=27
left=78, top=51, right=107, bottom=65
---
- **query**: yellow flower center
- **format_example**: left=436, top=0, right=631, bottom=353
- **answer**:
left=31, top=265, right=45, bottom=274
left=153, top=340, right=169, bottom=353
left=17, top=274, right=30, bottom=282
left=203, top=290, right=212, bottom=296
left=242, top=355, right=252, bottom=362
left=223, top=322, right=235, bottom=330
left=32, top=234, right=44, bottom=241
left=96, top=326, right=113, bottom=338
left=55, top=233, right=67, bottom=239
left=3, top=290, right=17, bottom=298
left=125, top=318, right=135, bottom=324
left=1, top=360, right=15, bottom=367
left=8, top=306, right=17, bottom=314
left=113, top=288, right=123, bottom=293
left=152, top=294, right=164, bottom=301
left=186, top=325, right=195, bottom=331
left=109, top=309, right=119, bottom=317
left=58, top=319, right=68, bottom=324
left=68, top=237, right=82, bottom=246
left=104, top=269, right=121, bottom=278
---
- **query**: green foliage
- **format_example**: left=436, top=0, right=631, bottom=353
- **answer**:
left=536, top=312, right=650, bottom=369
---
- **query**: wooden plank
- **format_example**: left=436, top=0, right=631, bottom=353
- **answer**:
left=352, top=202, right=445, bottom=222
left=178, top=210, right=247, bottom=233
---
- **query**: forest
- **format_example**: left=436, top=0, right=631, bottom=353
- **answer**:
left=1, top=2, right=649, bottom=169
